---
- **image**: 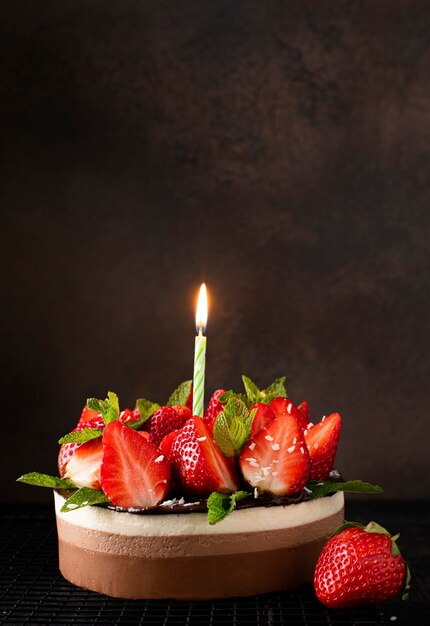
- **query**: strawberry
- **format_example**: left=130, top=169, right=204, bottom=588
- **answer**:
left=119, top=408, right=140, bottom=424
left=250, top=402, right=275, bottom=438
left=159, top=430, right=180, bottom=461
left=172, top=405, right=192, bottom=423
left=77, top=405, right=101, bottom=427
left=297, top=400, right=309, bottom=422
left=269, top=397, right=308, bottom=430
left=185, top=385, right=193, bottom=409
left=100, top=421, right=171, bottom=508
left=146, top=406, right=190, bottom=446
left=239, top=413, right=310, bottom=496
left=58, top=415, right=105, bottom=477
left=171, top=416, right=239, bottom=498
left=63, top=437, right=104, bottom=489
left=314, top=522, right=407, bottom=608
left=204, top=389, right=226, bottom=428
left=304, top=412, right=341, bottom=480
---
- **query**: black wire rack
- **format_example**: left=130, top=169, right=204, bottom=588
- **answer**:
left=0, top=503, right=428, bottom=625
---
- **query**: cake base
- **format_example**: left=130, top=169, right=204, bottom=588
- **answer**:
left=55, top=491, right=344, bottom=600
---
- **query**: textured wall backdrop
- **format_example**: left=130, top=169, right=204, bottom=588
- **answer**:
left=1, top=0, right=429, bottom=502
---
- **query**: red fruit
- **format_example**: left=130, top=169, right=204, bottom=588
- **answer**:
left=77, top=405, right=101, bottom=427
left=172, top=405, right=192, bottom=422
left=159, top=430, right=180, bottom=461
left=100, top=421, right=171, bottom=508
left=146, top=406, right=190, bottom=446
left=240, top=413, right=310, bottom=496
left=269, top=397, right=308, bottom=430
left=250, top=403, right=275, bottom=438
left=204, top=389, right=226, bottom=428
left=137, top=431, right=151, bottom=441
left=297, top=401, right=309, bottom=422
left=314, top=522, right=407, bottom=608
left=63, top=437, right=103, bottom=489
left=58, top=415, right=105, bottom=477
left=304, top=412, right=341, bottom=480
left=171, top=416, right=239, bottom=498
left=185, top=385, right=193, bottom=409
left=119, top=408, right=140, bottom=424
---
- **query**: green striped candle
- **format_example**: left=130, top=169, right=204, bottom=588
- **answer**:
left=193, top=283, right=208, bottom=417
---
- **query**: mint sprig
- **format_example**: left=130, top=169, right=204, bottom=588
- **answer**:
left=87, top=391, right=120, bottom=424
left=134, top=398, right=160, bottom=428
left=167, top=380, right=192, bottom=407
left=306, top=480, right=383, bottom=499
left=207, top=491, right=251, bottom=525
left=58, top=428, right=103, bottom=445
left=242, top=375, right=287, bottom=405
left=17, top=473, right=77, bottom=489
left=219, top=390, right=251, bottom=407
left=60, top=486, right=109, bottom=512
left=213, top=397, right=256, bottom=457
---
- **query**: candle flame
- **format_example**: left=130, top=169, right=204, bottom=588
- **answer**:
left=195, top=283, right=208, bottom=334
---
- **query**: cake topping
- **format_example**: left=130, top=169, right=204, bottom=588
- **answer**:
left=304, top=412, right=342, bottom=481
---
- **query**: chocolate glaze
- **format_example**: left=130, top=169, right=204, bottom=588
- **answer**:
left=102, top=470, right=342, bottom=516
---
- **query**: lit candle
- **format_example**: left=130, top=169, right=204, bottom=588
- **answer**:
left=193, top=283, right=208, bottom=417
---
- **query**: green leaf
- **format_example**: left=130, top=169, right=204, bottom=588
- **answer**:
left=242, top=375, right=261, bottom=404
left=135, top=398, right=160, bottom=428
left=17, top=473, right=77, bottom=489
left=219, top=390, right=251, bottom=407
left=58, top=428, right=103, bottom=444
left=167, top=380, right=192, bottom=407
left=402, top=564, right=411, bottom=601
left=261, top=377, right=287, bottom=404
left=213, top=398, right=255, bottom=457
left=330, top=521, right=365, bottom=537
left=306, top=480, right=383, bottom=499
left=207, top=491, right=251, bottom=525
left=87, top=391, right=120, bottom=425
left=60, top=487, right=109, bottom=512
left=364, top=521, right=391, bottom=537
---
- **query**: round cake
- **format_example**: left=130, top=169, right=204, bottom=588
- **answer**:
left=55, top=491, right=344, bottom=600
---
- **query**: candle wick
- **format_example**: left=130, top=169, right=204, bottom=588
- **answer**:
left=198, top=326, right=203, bottom=337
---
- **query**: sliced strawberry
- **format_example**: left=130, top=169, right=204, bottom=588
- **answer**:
left=58, top=415, right=105, bottom=477
left=63, top=437, right=103, bottom=489
left=119, top=408, right=139, bottom=424
left=100, top=421, right=171, bottom=507
left=146, top=406, right=190, bottom=445
left=204, top=389, right=226, bottom=428
left=269, top=396, right=308, bottom=430
left=171, top=416, right=238, bottom=498
left=185, top=385, right=193, bottom=409
left=77, top=405, right=101, bottom=427
left=159, top=430, right=180, bottom=461
left=250, top=403, right=275, bottom=438
left=304, top=412, right=341, bottom=480
left=297, top=401, right=309, bottom=422
left=137, top=430, right=151, bottom=441
left=239, top=413, right=310, bottom=496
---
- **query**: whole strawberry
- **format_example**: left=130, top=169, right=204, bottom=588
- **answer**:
left=314, top=521, right=408, bottom=608
left=146, top=405, right=191, bottom=445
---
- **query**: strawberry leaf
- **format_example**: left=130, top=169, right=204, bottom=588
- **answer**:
left=330, top=521, right=366, bottom=537
left=135, top=398, right=160, bottom=427
left=402, top=564, right=412, bottom=601
left=17, top=473, right=77, bottom=489
left=306, top=480, right=383, bottom=499
left=207, top=490, right=251, bottom=525
left=58, top=428, right=103, bottom=444
left=213, top=398, right=255, bottom=457
left=60, top=487, right=109, bottom=512
left=87, top=392, right=120, bottom=424
left=167, top=380, right=192, bottom=407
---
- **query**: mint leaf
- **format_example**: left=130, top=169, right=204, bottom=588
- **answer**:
left=135, top=398, right=160, bottom=427
left=87, top=391, right=120, bottom=424
left=17, top=473, right=77, bottom=489
left=306, top=480, right=383, bottom=499
left=261, top=377, right=287, bottom=404
left=219, top=390, right=251, bottom=407
left=242, top=375, right=261, bottom=404
left=58, top=428, right=103, bottom=444
left=207, top=491, right=251, bottom=525
left=167, top=380, right=192, bottom=407
left=60, top=487, right=109, bottom=512
left=213, top=397, right=255, bottom=457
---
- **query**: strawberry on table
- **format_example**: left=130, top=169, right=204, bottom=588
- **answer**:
left=249, top=402, right=275, bottom=438
left=314, top=521, right=408, bottom=608
left=100, top=421, right=171, bottom=508
left=269, top=396, right=308, bottom=431
left=171, top=416, right=239, bottom=498
left=304, top=412, right=341, bottom=480
left=240, top=413, right=310, bottom=496
left=146, top=406, right=190, bottom=446
left=204, top=389, right=226, bottom=428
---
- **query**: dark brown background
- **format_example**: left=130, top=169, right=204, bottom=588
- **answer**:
left=1, top=1, right=429, bottom=503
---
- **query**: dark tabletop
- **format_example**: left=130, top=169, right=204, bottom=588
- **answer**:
left=0, top=500, right=429, bottom=625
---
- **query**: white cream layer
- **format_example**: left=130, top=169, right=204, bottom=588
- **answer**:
left=54, top=491, right=344, bottom=537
